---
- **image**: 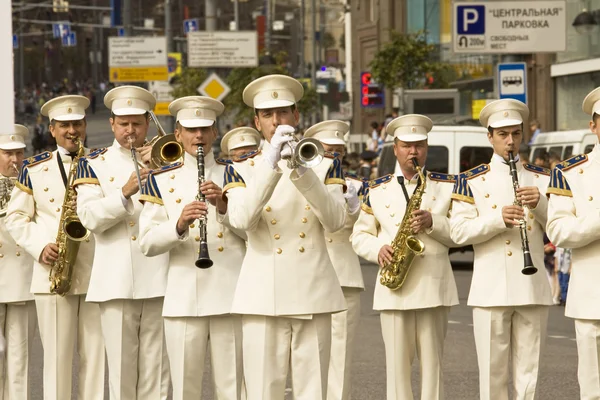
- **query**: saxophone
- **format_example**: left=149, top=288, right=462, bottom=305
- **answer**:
left=0, top=164, right=18, bottom=217
left=49, top=138, right=90, bottom=296
left=379, top=158, right=427, bottom=290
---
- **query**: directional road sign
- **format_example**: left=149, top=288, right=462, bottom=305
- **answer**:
left=52, top=22, right=70, bottom=38
left=62, top=32, right=77, bottom=47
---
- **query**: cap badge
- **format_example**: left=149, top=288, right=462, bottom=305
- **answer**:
left=335, top=131, right=340, bottom=137
left=241, top=136, right=246, bottom=141
left=195, top=109, right=201, bottom=116
left=503, top=111, right=509, bottom=117
left=411, top=127, right=416, bottom=133
left=127, top=99, right=133, bottom=106
left=67, top=107, right=72, bottom=113
left=271, top=91, right=279, bottom=99
left=10, top=135, right=15, bottom=141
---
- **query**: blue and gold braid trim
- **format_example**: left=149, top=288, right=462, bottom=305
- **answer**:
left=428, top=172, right=457, bottom=183
left=223, top=164, right=246, bottom=193
left=73, top=157, right=100, bottom=186
left=369, top=174, right=393, bottom=188
left=139, top=173, right=163, bottom=205
left=547, top=167, right=572, bottom=197
left=87, top=148, right=107, bottom=159
left=451, top=173, right=475, bottom=204
left=233, top=150, right=261, bottom=162
left=216, top=158, right=233, bottom=165
left=152, top=162, right=183, bottom=176
left=462, top=164, right=489, bottom=180
left=524, top=163, right=551, bottom=176
left=15, top=163, right=33, bottom=195
left=23, top=151, right=52, bottom=168
left=324, top=151, right=340, bottom=159
left=557, top=154, right=588, bottom=171
left=361, top=188, right=373, bottom=214
left=325, top=158, right=345, bottom=186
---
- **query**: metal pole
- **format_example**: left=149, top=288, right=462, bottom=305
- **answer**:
left=165, top=0, right=173, bottom=52
left=299, top=0, right=305, bottom=77
left=123, top=0, right=132, bottom=35
left=344, top=0, right=351, bottom=103
left=265, top=0, right=271, bottom=54
left=19, top=7, right=24, bottom=92
left=234, top=0, right=239, bottom=30
left=91, top=0, right=99, bottom=86
left=206, top=0, right=216, bottom=31
left=311, top=0, right=317, bottom=124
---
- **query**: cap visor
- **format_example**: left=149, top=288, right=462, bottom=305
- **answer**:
left=0, top=143, right=26, bottom=150
left=320, top=138, right=346, bottom=145
left=230, top=142, right=258, bottom=150
left=179, top=119, right=215, bottom=128
left=112, top=107, right=147, bottom=116
left=395, top=133, right=428, bottom=142
left=255, top=99, right=294, bottom=110
left=489, top=118, right=523, bottom=129
left=53, top=114, right=85, bottom=121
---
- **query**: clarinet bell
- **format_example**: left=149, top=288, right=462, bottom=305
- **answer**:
left=521, top=252, right=537, bottom=275
left=195, top=243, right=213, bottom=269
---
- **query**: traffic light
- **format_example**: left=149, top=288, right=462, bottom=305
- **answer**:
left=360, top=72, right=384, bottom=108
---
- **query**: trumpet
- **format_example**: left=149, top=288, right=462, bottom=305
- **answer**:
left=195, top=144, right=213, bottom=269
left=0, top=164, right=19, bottom=218
left=127, top=136, right=144, bottom=194
left=508, top=151, right=537, bottom=275
left=280, top=131, right=325, bottom=169
left=146, top=111, right=184, bottom=169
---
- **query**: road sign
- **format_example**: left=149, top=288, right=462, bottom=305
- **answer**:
left=183, top=19, right=199, bottom=35
left=453, top=1, right=566, bottom=53
left=188, top=31, right=258, bottom=68
left=148, top=81, right=174, bottom=116
left=197, top=73, right=231, bottom=102
left=360, top=72, right=384, bottom=109
left=167, top=52, right=182, bottom=80
left=109, top=36, right=168, bottom=82
left=117, top=27, right=125, bottom=37
left=13, top=35, right=18, bottom=49
left=498, top=62, right=527, bottom=104
left=62, top=32, right=76, bottom=47
left=52, top=22, right=70, bottom=38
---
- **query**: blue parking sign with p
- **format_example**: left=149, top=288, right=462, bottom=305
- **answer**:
left=457, top=5, right=485, bottom=34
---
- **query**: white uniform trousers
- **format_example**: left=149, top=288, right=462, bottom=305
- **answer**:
left=472, top=305, right=549, bottom=400
left=574, top=319, right=600, bottom=400
left=35, top=294, right=105, bottom=400
left=242, top=314, right=332, bottom=400
left=328, top=288, right=361, bottom=400
left=0, top=301, right=36, bottom=400
left=164, top=315, right=243, bottom=400
left=99, top=297, right=170, bottom=400
left=380, top=307, right=449, bottom=400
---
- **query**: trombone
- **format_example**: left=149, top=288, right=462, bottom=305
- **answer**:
left=146, top=111, right=184, bottom=169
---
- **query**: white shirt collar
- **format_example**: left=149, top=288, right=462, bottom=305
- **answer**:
left=492, top=153, right=519, bottom=164
left=183, top=149, right=215, bottom=169
left=394, top=161, right=423, bottom=183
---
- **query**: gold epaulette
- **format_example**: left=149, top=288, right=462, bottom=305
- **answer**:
left=462, top=164, right=489, bottom=180
left=87, top=148, right=108, bottom=159
left=24, top=151, right=52, bottom=168
left=428, top=172, right=457, bottom=183
left=151, top=162, right=183, bottom=175
left=556, top=154, right=588, bottom=171
left=369, top=174, right=393, bottom=188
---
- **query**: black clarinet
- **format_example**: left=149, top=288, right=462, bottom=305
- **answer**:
left=508, top=151, right=537, bottom=275
left=195, top=145, right=213, bottom=269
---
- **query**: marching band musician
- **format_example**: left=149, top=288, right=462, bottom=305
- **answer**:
left=449, top=99, right=553, bottom=400
left=351, top=115, right=458, bottom=400
left=0, top=125, right=36, bottom=399
left=546, top=87, right=600, bottom=398
left=220, top=126, right=262, bottom=159
left=222, top=74, right=347, bottom=400
left=5, top=96, right=104, bottom=400
left=303, top=120, right=365, bottom=400
left=138, top=96, right=246, bottom=399
left=73, top=86, right=170, bottom=400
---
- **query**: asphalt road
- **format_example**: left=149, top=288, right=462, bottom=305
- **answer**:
left=19, top=112, right=580, bottom=399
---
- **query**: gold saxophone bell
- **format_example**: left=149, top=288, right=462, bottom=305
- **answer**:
left=147, top=111, right=183, bottom=169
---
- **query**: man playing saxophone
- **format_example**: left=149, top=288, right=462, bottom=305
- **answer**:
left=138, top=96, right=246, bottom=399
left=5, top=96, right=104, bottom=400
left=449, top=99, right=553, bottom=400
left=73, top=86, right=170, bottom=400
left=351, top=114, right=458, bottom=400
left=0, top=124, right=37, bottom=399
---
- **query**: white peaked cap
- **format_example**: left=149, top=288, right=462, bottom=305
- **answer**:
left=169, top=96, right=225, bottom=128
left=221, top=127, right=262, bottom=154
left=303, top=120, right=349, bottom=146
left=40, top=95, right=89, bottom=121
left=242, top=74, right=304, bottom=110
left=479, top=99, right=529, bottom=129
left=0, top=124, right=29, bottom=150
left=104, top=85, right=156, bottom=116
left=387, top=114, right=433, bottom=142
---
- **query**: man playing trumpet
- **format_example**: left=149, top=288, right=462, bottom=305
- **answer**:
left=449, top=99, right=553, bottom=400
left=6, top=95, right=104, bottom=400
left=73, top=86, right=171, bottom=400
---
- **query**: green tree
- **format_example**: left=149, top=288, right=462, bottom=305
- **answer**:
left=369, top=30, right=454, bottom=91
left=170, top=68, right=208, bottom=99
left=321, top=32, right=336, bottom=50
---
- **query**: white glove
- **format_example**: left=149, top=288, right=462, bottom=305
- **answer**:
left=265, top=125, right=296, bottom=169
left=0, top=331, right=5, bottom=358
left=344, top=180, right=360, bottom=213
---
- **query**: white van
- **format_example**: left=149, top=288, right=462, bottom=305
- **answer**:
left=529, top=129, right=598, bottom=162
left=377, top=125, right=493, bottom=177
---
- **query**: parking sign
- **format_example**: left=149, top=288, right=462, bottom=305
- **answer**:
left=457, top=5, right=485, bottom=34
left=498, top=62, right=527, bottom=104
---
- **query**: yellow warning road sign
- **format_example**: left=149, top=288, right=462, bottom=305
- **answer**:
left=197, top=73, right=231, bottom=102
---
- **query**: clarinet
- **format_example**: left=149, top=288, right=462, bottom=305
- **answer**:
left=195, top=145, right=213, bottom=269
left=508, top=151, right=537, bottom=275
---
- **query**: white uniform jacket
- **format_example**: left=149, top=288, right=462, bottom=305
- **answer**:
left=138, top=151, right=246, bottom=317
left=222, top=145, right=347, bottom=316
left=73, top=141, right=169, bottom=302
left=547, top=148, right=600, bottom=319
left=351, top=172, right=459, bottom=310
left=450, top=156, right=553, bottom=307
left=6, top=150, right=95, bottom=295
left=0, top=189, right=34, bottom=303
